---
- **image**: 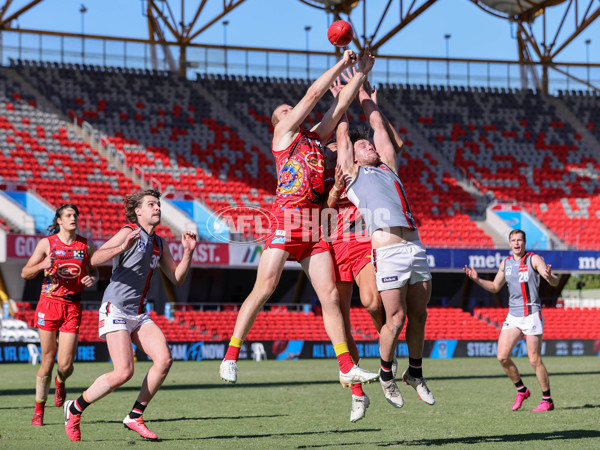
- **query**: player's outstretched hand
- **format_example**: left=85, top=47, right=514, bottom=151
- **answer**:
left=80, top=274, right=98, bottom=287
left=541, top=264, right=553, bottom=279
left=122, top=227, right=142, bottom=251
left=357, top=47, right=375, bottom=74
left=329, top=76, right=344, bottom=98
left=342, top=49, right=357, bottom=68
left=463, top=265, right=479, bottom=281
left=181, top=231, right=197, bottom=252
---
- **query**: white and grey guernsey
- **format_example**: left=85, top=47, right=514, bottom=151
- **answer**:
left=101, top=224, right=163, bottom=315
left=504, top=252, right=541, bottom=317
left=346, top=162, right=416, bottom=236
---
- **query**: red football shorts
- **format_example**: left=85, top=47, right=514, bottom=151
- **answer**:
left=35, top=295, right=82, bottom=333
left=331, top=238, right=372, bottom=282
left=265, top=207, right=331, bottom=262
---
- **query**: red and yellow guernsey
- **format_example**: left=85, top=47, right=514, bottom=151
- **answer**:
left=40, top=234, right=89, bottom=303
left=273, top=131, right=325, bottom=209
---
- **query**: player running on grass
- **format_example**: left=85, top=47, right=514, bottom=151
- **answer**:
left=463, top=229, right=558, bottom=412
left=336, top=72, right=436, bottom=410
left=219, top=49, right=379, bottom=389
left=63, top=189, right=197, bottom=441
left=22, top=203, right=98, bottom=427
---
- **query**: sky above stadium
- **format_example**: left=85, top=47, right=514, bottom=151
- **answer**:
left=10, top=0, right=599, bottom=63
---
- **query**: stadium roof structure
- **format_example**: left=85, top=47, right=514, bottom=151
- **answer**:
left=0, top=0, right=598, bottom=92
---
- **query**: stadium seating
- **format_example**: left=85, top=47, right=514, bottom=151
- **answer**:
left=3, top=61, right=599, bottom=248
left=0, top=70, right=175, bottom=239
left=11, top=302, right=599, bottom=342
left=385, top=84, right=600, bottom=249
left=474, top=306, right=600, bottom=339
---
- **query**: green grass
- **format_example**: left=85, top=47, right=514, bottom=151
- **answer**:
left=1, top=357, right=599, bottom=449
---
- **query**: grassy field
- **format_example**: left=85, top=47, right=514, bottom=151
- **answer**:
left=1, top=356, right=599, bottom=449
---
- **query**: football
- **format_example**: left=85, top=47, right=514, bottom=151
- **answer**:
left=327, top=20, right=353, bottom=47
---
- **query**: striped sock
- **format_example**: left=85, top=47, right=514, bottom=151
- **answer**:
left=380, top=358, right=393, bottom=382
left=129, top=401, right=146, bottom=419
left=70, top=394, right=91, bottom=416
left=224, top=336, right=244, bottom=361
left=542, top=390, right=553, bottom=403
left=408, top=357, right=423, bottom=378
left=515, top=379, right=527, bottom=393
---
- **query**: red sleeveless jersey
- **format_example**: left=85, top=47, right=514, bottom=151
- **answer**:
left=40, top=234, right=89, bottom=303
left=273, top=131, right=325, bottom=208
left=324, top=168, right=368, bottom=241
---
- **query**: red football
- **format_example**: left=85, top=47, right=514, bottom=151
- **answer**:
left=327, top=20, right=353, bottom=47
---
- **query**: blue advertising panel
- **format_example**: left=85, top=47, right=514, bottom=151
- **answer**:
left=427, top=248, right=600, bottom=273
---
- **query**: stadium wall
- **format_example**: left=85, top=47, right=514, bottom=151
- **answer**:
left=3, top=339, right=598, bottom=364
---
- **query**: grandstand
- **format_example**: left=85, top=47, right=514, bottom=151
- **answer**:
left=1, top=0, right=599, bottom=352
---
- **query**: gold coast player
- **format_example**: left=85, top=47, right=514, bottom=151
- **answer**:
left=219, top=49, right=380, bottom=389
left=464, top=230, right=558, bottom=411
left=63, top=190, right=197, bottom=441
left=22, top=203, right=98, bottom=427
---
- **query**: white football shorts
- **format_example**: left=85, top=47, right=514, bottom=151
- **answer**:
left=98, top=302, right=154, bottom=340
left=502, top=311, right=544, bottom=336
left=371, top=240, right=432, bottom=291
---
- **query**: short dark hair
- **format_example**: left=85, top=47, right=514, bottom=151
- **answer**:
left=349, top=127, right=370, bottom=145
left=124, top=189, right=161, bottom=223
left=47, top=203, right=79, bottom=235
left=509, top=229, right=526, bottom=241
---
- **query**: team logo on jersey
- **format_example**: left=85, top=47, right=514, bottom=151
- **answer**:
left=73, top=250, right=85, bottom=259
left=382, top=276, right=398, bottom=283
left=304, top=151, right=324, bottom=173
left=55, top=250, right=66, bottom=256
left=57, top=263, right=82, bottom=279
left=136, top=239, right=147, bottom=252
left=506, top=266, right=512, bottom=276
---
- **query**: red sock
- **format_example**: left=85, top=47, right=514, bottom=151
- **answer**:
left=224, top=345, right=241, bottom=361
left=34, top=401, right=45, bottom=415
left=350, top=384, right=365, bottom=396
left=337, top=352, right=354, bottom=374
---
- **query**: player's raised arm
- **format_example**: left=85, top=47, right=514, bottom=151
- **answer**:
left=315, top=49, right=375, bottom=142
left=532, top=255, right=559, bottom=287
left=273, top=49, right=357, bottom=149
left=357, top=81, right=397, bottom=172
left=367, top=81, right=404, bottom=154
left=159, top=231, right=197, bottom=286
left=463, top=262, right=507, bottom=294
left=336, top=113, right=357, bottom=183
left=90, top=226, right=141, bottom=266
